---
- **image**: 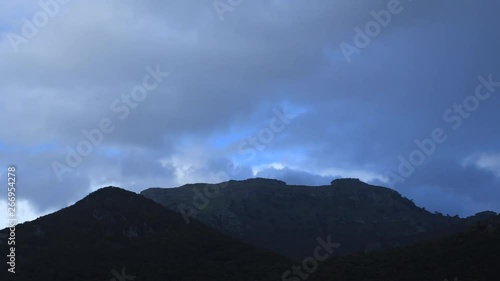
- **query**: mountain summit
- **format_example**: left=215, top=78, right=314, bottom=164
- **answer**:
left=0, top=186, right=291, bottom=281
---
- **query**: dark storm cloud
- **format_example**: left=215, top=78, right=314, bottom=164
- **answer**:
left=0, top=0, right=499, bottom=223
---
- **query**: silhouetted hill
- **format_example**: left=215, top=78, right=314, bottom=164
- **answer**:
left=310, top=214, right=500, bottom=281
left=0, top=187, right=292, bottom=281
left=141, top=178, right=494, bottom=260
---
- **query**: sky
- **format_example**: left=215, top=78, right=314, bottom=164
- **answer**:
left=0, top=0, right=499, bottom=227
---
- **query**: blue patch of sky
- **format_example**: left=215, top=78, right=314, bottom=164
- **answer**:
left=30, top=142, right=59, bottom=153
left=0, top=141, right=22, bottom=153
left=209, top=128, right=255, bottom=150
left=0, top=141, right=8, bottom=152
left=103, top=147, right=124, bottom=158
left=0, top=141, right=60, bottom=154
left=209, top=100, right=307, bottom=151
left=323, top=47, right=349, bottom=65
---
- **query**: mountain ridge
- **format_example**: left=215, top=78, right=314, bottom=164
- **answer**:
left=141, top=177, right=496, bottom=260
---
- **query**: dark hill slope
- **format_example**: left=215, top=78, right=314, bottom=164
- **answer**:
left=0, top=187, right=292, bottom=281
left=310, top=215, right=500, bottom=281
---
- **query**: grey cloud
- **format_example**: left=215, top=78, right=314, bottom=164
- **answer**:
left=256, top=167, right=335, bottom=186
left=0, top=0, right=499, bottom=217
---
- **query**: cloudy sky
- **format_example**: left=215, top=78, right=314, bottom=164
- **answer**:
left=1, top=0, right=499, bottom=227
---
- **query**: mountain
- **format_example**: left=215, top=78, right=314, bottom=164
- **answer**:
left=0, top=187, right=292, bottom=281
left=141, top=178, right=493, bottom=260
left=309, top=214, right=500, bottom=281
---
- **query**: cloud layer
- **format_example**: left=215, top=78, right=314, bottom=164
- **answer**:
left=1, top=0, right=499, bottom=225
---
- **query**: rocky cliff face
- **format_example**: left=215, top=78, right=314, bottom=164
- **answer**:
left=141, top=178, right=494, bottom=260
